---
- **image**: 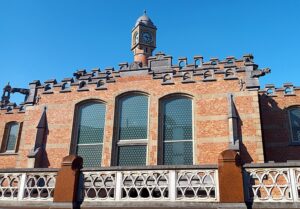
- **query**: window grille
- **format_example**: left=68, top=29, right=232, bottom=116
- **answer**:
left=5, top=123, right=19, bottom=152
left=118, top=146, right=147, bottom=166
left=116, top=94, right=148, bottom=166
left=162, top=97, right=193, bottom=165
left=75, top=102, right=106, bottom=167
left=1, top=122, right=21, bottom=153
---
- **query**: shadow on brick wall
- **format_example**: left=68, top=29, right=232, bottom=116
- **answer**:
left=259, top=94, right=300, bottom=162
left=31, top=109, right=51, bottom=168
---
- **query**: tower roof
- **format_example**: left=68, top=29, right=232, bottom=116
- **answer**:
left=135, top=10, right=156, bottom=28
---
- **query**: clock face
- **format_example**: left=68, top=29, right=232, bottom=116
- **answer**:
left=134, top=32, right=139, bottom=44
left=142, top=32, right=152, bottom=43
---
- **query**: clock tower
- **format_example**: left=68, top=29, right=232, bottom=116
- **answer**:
left=131, top=11, right=157, bottom=66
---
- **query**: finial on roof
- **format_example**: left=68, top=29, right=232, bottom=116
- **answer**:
left=144, top=9, right=147, bottom=15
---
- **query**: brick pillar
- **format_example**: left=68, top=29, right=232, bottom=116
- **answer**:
left=51, top=155, right=83, bottom=209
left=218, top=149, right=244, bottom=203
left=134, top=54, right=148, bottom=66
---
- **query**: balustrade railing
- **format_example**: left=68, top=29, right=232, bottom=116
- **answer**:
left=80, top=166, right=218, bottom=202
left=0, top=173, right=22, bottom=200
left=244, top=163, right=300, bottom=202
left=3, top=163, right=300, bottom=204
left=0, top=169, right=58, bottom=201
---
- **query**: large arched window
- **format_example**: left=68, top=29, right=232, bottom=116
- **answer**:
left=288, top=107, right=300, bottom=143
left=160, top=95, right=193, bottom=165
left=114, top=93, right=149, bottom=166
left=73, top=101, right=106, bottom=167
left=1, top=122, right=21, bottom=153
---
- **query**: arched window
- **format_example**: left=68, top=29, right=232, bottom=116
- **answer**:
left=288, top=107, right=300, bottom=143
left=1, top=122, right=21, bottom=153
left=114, top=93, right=148, bottom=166
left=73, top=101, right=106, bottom=167
left=160, top=96, right=193, bottom=165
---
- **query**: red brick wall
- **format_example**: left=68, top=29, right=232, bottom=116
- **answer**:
left=0, top=70, right=265, bottom=168
left=260, top=89, right=300, bottom=162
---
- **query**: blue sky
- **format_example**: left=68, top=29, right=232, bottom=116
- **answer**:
left=0, top=0, right=300, bottom=104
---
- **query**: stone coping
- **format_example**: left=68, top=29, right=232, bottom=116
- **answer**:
left=0, top=165, right=218, bottom=173
left=81, top=164, right=218, bottom=172
left=0, top=168, right=59, bottom=173
left=243, top=161, right=300, bottom=168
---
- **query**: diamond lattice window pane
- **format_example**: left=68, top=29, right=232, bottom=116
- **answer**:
left=290, top=108, right=300, bottom=142
left=162, top=97, right=193, bottom=165
left=6, top=123, right=19, bottom=151
left=163, top=141, right=193, bottom=165
left=77, top=144, right=102, bottom=167
left=76, top=102, right=106, bottom=167
left=118, top=95, right=148, bottom=140
left=118, top=146, right=147, bottom=166
left=163, top=97, right=192, bottom=141
left=77, top=103, right=106, bottom=144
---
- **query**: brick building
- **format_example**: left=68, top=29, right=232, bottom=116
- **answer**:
left=0, top=12, right=300, bottom=209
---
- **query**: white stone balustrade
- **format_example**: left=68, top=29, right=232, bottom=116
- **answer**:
left=244, top=164, right=300, bottom=202
left=80, top=168, right=218, bottom=202
left=0, top=173, right=21, bottom=200
left=0, top=169, right=57, bottom=201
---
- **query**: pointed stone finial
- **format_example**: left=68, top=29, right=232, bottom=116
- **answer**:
left=144, top=9, right=147, bottom=15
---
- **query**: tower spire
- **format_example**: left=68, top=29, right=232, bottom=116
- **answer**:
left=131, top=12, right=157, bottom=66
